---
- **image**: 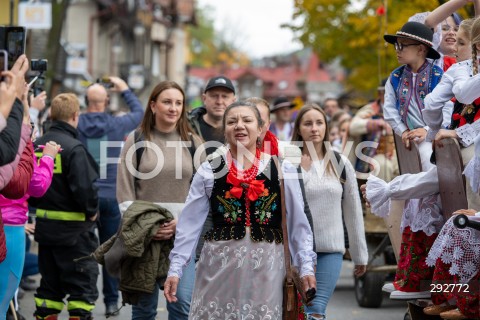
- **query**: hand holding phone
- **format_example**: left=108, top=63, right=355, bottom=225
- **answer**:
left=10, top=54, right=29, bottom=100
left=0, top=70, right=17, bottom=118
left=98, top=77, right=114, bottom=89
left=108, top=76, right=129, bottom=92
left=305, top=288, right=316, bottom=304
left=1, top=26, right=26, bottom=70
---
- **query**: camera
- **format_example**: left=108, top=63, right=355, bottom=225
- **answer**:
left=0, top=26, right=26, bottom=70
left=97, top=77, right=114, bottom=89
left=31, top=59, right=47, bottom=72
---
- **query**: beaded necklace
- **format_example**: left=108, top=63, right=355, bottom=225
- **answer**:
left=226, top=148, right=265, bottom=226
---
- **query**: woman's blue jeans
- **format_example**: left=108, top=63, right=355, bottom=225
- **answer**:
left=305, top=252, right=343, bottom=319
left=131, top=259, right=195, bottom=320
left=0, top=226, right=25, bottom=320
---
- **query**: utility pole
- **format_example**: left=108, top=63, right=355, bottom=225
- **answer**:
left=9, top=0, right=14, bottom=26
left=46, top=0, right=69, bottom=98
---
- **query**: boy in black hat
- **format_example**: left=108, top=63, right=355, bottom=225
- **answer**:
left=383, top=21, right=443, bottom=148
left=269, top=97, right=296, bottom=141
left=366, top=21, right=444, bottom=300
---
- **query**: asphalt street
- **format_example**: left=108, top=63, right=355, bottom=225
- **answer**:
left=17, top=260, right=406, bottom=320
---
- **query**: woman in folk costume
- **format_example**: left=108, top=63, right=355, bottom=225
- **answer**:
left=424, top=17, right=480, bottom=320
left=366, top=21, right=444, bottom=299
left=164, top=101, right=316, bottom=319
left=424, top=15, right=480, bottom=211
left=423, top=207, right=480, bottom=319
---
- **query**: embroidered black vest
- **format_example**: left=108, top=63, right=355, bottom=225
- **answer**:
left=205, top=156, right=283, bottom=244
left=449, top=97, right=480, bottom=130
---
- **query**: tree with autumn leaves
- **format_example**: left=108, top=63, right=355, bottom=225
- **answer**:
left=287, top=0, right=474, bottom=98
left=187, top=5, right=250, bottom=70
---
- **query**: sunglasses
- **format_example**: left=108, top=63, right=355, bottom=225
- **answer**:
left=394, top=42, right=421, bottom=51
left=441, top=24, right=459, bottom=32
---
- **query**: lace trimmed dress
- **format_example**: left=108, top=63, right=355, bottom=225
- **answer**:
left=427, top=215, right=480, bottom=318
left=168, top=153, right=316, bottom=320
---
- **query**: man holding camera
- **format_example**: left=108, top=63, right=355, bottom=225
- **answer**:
left=77, top=76, right=143, bottom=316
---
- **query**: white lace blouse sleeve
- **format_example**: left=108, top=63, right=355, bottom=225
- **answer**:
left=452, top=61, right=480, bottom=104
left=282, top=160, right=317, bottom=278
left=367, top=166, right=440, bottom=217
left=167, top=161, right=214, bottom=278
left=383, top=77, right=408, bottom=136
left=455, top=123, right=480, bottom=147
left=423, top=67, right=455, bottom=131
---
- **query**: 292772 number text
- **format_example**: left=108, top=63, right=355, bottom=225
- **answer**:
left=430, top=283, right=469, bottom=293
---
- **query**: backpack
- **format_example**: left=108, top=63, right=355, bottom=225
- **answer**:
left=331, top=151, right=349, bottom=250
left=297, top=150, right=349, bottom=252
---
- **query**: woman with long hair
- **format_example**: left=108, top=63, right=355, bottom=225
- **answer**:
left=116, top=81, right=203, bottom=320
left=292, top=103, right=368, bottom=320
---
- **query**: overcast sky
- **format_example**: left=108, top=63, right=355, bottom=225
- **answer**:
left=197, top=0, right=303, bottom=58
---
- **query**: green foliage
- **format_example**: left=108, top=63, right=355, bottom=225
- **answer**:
left=288, top=0, right=472, bottom=97
left=187, top=6, right=217, bottom=67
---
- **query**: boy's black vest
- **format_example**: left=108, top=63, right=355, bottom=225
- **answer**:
left=205, top=156, right=283, bottom=244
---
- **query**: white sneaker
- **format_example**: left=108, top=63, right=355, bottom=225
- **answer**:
left=382, top=282, right=395, bottom=293
left=389, top=290, right=431, bottom=300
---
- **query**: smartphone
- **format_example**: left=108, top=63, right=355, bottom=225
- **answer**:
left=0, top=49, right=6, bottom=81
left=31, top=59, right=47, bottom=72
left=305, top=288, right=316, bottom=304
left=98, top=77, right=114, bottom=89
left=0, top=26, right=26, bottom=70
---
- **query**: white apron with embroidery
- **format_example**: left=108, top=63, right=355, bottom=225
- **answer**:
left=189, top=232, right=285, bottom=320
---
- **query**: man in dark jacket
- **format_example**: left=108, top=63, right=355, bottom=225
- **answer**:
left=29, top=93, right=99, bottom=320
left=188, top=75, right=236, bottom=156
left=77, top=76, right=143, bottom=316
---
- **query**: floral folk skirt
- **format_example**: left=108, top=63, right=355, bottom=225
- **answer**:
left=393, top=227, right=437, bottom=292
left=431, top=259, right=480, bottom=318
left=428, top=215, right=480, bottom=318
left=189, top=233, right=285, bottom=320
